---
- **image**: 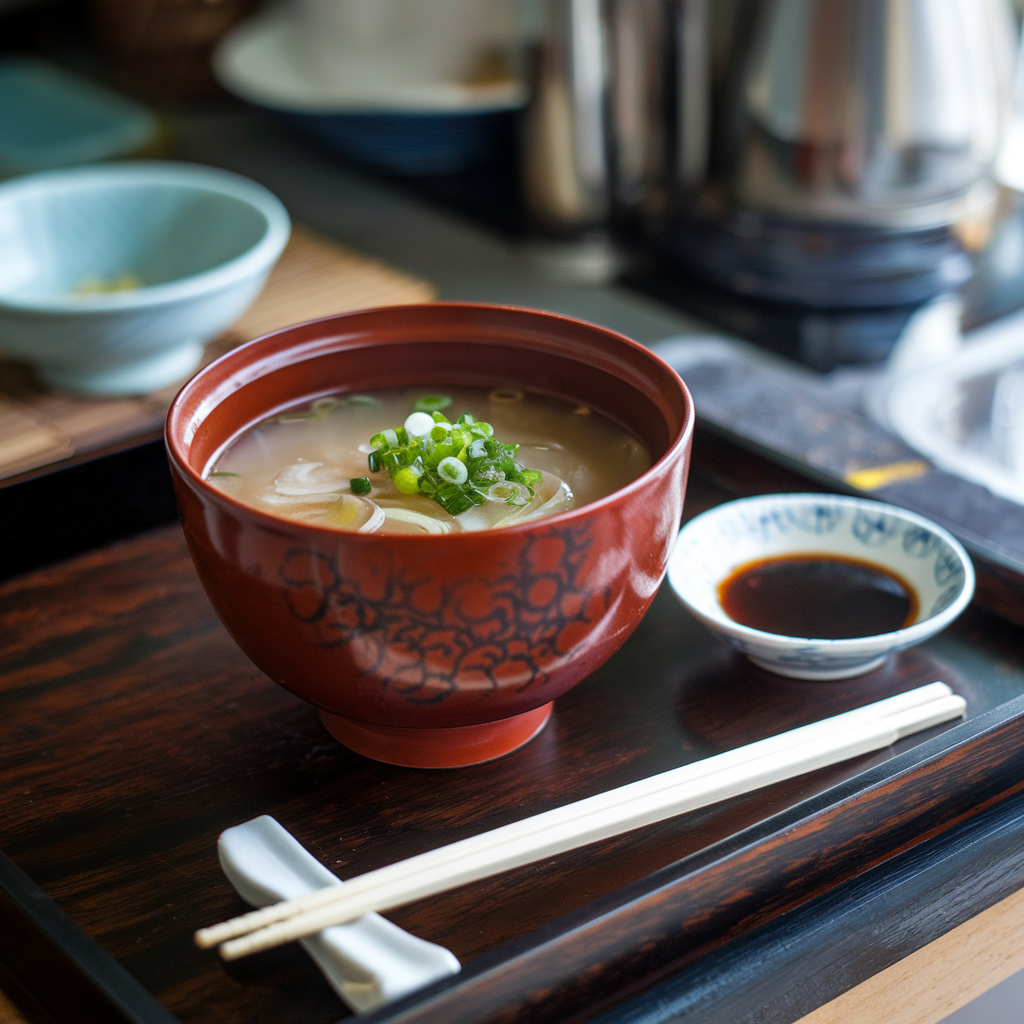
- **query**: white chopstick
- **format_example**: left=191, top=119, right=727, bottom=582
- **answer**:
left=197, top=682, right=950, bottom=949
left=196, top=682, right=952, bottom=950
left=197, top=682, right=963, bottom=960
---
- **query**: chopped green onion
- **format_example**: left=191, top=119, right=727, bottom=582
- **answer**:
left=365, top=409, right=541, bottom=517
left=404, top=411, right=435, bottom=437
left=209, top=471, right=239, bottom=478
left=437, top=456, right=468, bottom=484
left=487, top=481, right=532, bottom=505
left=350, top=476, right=372, bottom=495
left=279, top=396, right=344, bottom=423
left=394, top=466, right=423, bottom=494
left=348, top=394, right=380, bottom=406
left=414, top=395, right=452, bottom=413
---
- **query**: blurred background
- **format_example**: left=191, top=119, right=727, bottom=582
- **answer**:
left=8, top=0, right=1024, bottom=542
left=0, top=0, right=1019, bottom=344
left=4, top=0, right=1024, bottom=365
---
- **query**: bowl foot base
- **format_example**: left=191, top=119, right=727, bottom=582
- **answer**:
left=319, top=703, right=553, bottom=768
left=746, top=653, right=889, bottom=680
left=39, top=340, right=204, bottom=396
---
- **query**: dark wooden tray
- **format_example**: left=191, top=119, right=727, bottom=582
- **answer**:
left=2, top=433, right=1024, bottom=1024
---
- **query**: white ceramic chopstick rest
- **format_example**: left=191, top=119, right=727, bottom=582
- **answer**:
left=217, top=815, right=461, bottom=1014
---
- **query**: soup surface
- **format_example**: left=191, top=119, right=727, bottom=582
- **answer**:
left=207, top=386, right=651, bottom=534
left=718, top=554, right=917, bottom=639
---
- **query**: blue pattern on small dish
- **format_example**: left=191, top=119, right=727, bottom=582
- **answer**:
left=667, top=493, right=975, bottom=680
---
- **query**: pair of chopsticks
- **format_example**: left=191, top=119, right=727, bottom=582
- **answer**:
left=196, top=681, right=964, bottom=961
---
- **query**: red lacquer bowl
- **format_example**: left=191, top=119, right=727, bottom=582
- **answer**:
left=166, top=304, right=694, bottom=767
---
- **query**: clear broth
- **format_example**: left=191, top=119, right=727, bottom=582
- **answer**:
left=207, top=387, right=651, bottom=535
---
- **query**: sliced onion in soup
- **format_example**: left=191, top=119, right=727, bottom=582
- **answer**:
left=257, top=491, right=339, bottom=506
left=517, top=476, right=575, bottom=524
left=274, top=462, right=348, bottom=495
left=381, top=508, right=451, bottom=535
left=326, top=494, right=384, bottom=532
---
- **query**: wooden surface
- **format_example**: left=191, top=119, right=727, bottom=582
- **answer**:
left=6, top=862, right=1023, bottom=1024
left=1, top=442, right=1023, bottom=1024
left=794, top=886, right=1024, bottom=1024
left=0, top=225, right=434, bottom=482
left=0, top=990, right=25, bottom=1024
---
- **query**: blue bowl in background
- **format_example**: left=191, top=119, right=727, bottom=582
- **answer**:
left=278, top=107, right=516, bottom=176
left=212, top=10, right=524, bottom=177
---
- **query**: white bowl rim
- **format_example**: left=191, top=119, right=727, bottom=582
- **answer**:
left=0, top=161, right=292, bottom=314
left=213, top=9, right=527, bottom=115
left=668, top=492, right=976, bottom=650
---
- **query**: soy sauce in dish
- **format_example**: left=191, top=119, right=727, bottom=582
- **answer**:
left=718, top=554, right=918, bottom=639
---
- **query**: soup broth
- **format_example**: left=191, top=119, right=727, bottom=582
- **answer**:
left=207, top=386, right=651, bottom=534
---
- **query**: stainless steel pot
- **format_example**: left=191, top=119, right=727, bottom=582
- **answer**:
left=720, top=0, right=1015, bottom=231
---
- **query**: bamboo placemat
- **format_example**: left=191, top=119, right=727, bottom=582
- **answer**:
left=0, top=226, right=435, bottom=482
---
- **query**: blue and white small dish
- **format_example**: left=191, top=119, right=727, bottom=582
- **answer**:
left=668, top=493, right=975, bottom=680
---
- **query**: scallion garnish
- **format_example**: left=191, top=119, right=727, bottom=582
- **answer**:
left=210, top=471, right=240, bottom=478
left=404, top=411, right=435, bottom=437
left=414, top=395, right=452, bottom=413
left=437, top=456, right=468, bottom=484
left=367, top=411, right=541, bottom=517
left=278, top=393, right=378, bottom=423
left=394, top=466, right=423, bottom=494
left=350, top=477, right=372, bottom=495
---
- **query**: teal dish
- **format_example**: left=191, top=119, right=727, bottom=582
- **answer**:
left=0, top=162, right=290, bottom=395
left=0, top=56, right=158, bottom=178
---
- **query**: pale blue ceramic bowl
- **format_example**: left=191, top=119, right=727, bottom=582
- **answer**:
left=668, top=493, right=975, bottom=680
left=0, top=162, right=290, bottom=395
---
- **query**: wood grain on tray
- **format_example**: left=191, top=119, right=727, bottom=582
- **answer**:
left=0, top=453, right=1021, bottom=1024
left=0, top=226, right=435, bottom=482
left=0, top=990, right=27, bottom=1024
